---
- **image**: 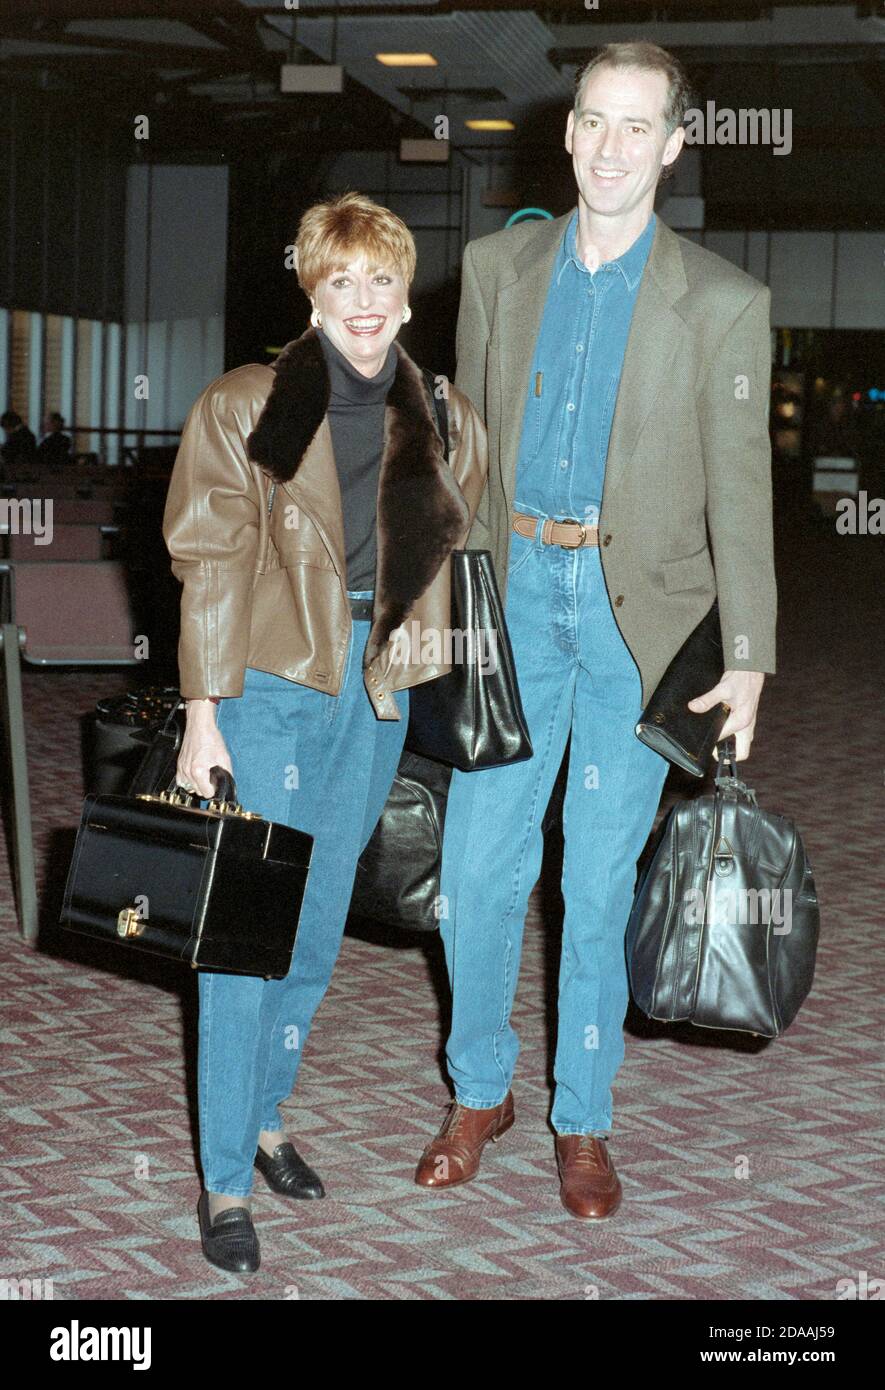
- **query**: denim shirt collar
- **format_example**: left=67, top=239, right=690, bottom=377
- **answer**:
left=556, top=207, right=655, bottom=290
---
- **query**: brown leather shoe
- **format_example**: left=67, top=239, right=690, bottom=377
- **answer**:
left=415, top=1092, right=515, bottom=1188
left=555, top=1135, right=622, bottom=1219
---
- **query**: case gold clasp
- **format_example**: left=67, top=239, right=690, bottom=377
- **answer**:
left=135, top=791, right=260, bottom=819
left=117, top=906, right=145, bottom=938
left=136, top=790, right=192, bottom=807
left=206, top=799, right=262, bottom=819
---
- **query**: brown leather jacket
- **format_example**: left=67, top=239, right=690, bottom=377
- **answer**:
left=162, top=327, right=489, bottom=720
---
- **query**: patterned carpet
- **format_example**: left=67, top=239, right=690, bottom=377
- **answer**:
left=1, top=490, right=883, bottom=1301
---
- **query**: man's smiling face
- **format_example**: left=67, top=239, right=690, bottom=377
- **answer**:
left=565, top=64, right=684, bottom=221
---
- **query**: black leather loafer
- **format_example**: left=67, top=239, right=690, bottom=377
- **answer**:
left=254, top=1141, right=325, bottom=1199
left=197, top=1191, right=260, bottom=1273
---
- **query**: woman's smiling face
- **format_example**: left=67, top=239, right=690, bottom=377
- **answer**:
left=311, top=254, right=408, bottom=377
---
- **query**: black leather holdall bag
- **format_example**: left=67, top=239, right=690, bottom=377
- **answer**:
left=626, top=741, right=820, bottom=1038
left=635, top=599, right=730, bottom=777
left=350, top=746, right=567, bottom=934
left=350, top=750, right=452, bottom=931
left=60, top=754, right=314, bottom=979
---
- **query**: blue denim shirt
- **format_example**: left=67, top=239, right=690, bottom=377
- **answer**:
left=514, top=208, right=656, bottom=525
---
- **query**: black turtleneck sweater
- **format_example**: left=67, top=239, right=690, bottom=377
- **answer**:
left=318, top=328, right=397, bottom=592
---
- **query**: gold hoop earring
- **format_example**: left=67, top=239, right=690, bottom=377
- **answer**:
left=401, top=305, right=412, bottom=324
left=310, top=307, right=322, bottom=328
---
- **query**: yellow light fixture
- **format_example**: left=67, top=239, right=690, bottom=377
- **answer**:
left=376, top=53, right=437, bottom=67
left=465, top=118, right=515, bottom=131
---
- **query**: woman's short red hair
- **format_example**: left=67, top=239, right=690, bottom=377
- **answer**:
left=295, top=191, right=417, bottom=296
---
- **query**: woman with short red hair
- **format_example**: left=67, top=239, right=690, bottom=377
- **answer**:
left=163, top=192, right=487, bottom=1272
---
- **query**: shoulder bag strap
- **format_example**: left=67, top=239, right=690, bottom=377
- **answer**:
left=421, top=367, right=450, bottom=463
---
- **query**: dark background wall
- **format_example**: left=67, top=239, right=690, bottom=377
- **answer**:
left=0, top=87, right=128, bottom=321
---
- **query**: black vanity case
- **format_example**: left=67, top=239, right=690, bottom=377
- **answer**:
left=60, top=773, right=313, bottom=979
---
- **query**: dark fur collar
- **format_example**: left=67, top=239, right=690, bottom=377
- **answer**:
left=247, top=326, right=468, bottom=660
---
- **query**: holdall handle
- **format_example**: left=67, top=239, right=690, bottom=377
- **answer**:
left=716, top=735, right=738, bottom=781
left=713, top=736, right=757, bottom=803
left=160, top=695, right=186, bottom=737
left=167, top=762, right=238, bottom=806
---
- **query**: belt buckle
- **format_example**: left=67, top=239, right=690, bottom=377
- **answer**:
left=558, top=517, right=586, bottom=549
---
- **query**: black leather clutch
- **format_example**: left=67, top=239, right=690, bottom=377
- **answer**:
left=635, top=600, right=729, bottom=777
left=60, top=761, right=314, bottom=978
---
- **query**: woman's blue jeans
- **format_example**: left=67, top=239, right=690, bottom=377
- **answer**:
left=438, top=526, right=670, bottom=1137
left=197, top=595, right=408, bottom=1196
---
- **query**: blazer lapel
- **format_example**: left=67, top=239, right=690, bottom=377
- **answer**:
left=496, top=212, right=570, bottom=500
left=492, top=209, right=691, bottom=502
left=603, top=216, right=690, bottom=494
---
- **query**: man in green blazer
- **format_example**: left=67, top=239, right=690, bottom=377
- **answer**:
left=414, top=42, right=777, bottom=1219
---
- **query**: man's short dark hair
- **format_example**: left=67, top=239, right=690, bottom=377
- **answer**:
left=1, top=411, right=23, bottom=429
left=573, top=41, right=695, bottom=139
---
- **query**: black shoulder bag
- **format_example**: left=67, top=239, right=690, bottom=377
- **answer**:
left=402, top=370, right=532, bottom=771
left=350, top=371, right=532, bottom=930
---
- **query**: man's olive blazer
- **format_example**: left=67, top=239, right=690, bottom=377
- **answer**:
left=454, top=208, right=777, bottom=706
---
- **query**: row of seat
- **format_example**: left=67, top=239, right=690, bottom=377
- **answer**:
left=1, top=555, right=142, bottom=943
left=2, top=448, right=181, bottom=939
left=4, top=504, right=123, bottom=522
left=4, top=526, right=109, bottom=561
left=1, top=560, right=138, bottom=663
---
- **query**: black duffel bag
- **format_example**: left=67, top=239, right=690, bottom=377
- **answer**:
left=349, top=747, right=567, bottom=934
left=626, top=741, right=820, bottom=1038
left=349, top=751, right=452, bottom=931
left=89, top=685, right=183, bottom=793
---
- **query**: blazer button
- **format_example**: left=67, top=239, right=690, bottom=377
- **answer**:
left=603, top=533, right=612, bottom=546
left=614, top=594, right=624, bottom=607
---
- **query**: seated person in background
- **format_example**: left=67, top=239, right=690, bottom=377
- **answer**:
left=37, top=411, right=72, bottom=465
left=1, top=411, right=37, bottom=470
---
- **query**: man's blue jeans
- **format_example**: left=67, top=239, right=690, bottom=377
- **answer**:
left=438, top=523, right=669, bottom=1136
left=197, top=596, right=408, bottom=1196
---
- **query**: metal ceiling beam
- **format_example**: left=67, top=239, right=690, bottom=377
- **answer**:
left=2, top=0, right=847, bottom=16
left=183, top=11, right=277, bottom=64
left=233, top=2, right=817, bottom=13
left=5, top=1, right=244, bottom=18
left=0, top=29, right=254, bottom=73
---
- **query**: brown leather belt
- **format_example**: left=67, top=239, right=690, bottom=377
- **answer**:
left=349, top=594, right=374, bottom=621
left=512, top=511, right=600, bottom=548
